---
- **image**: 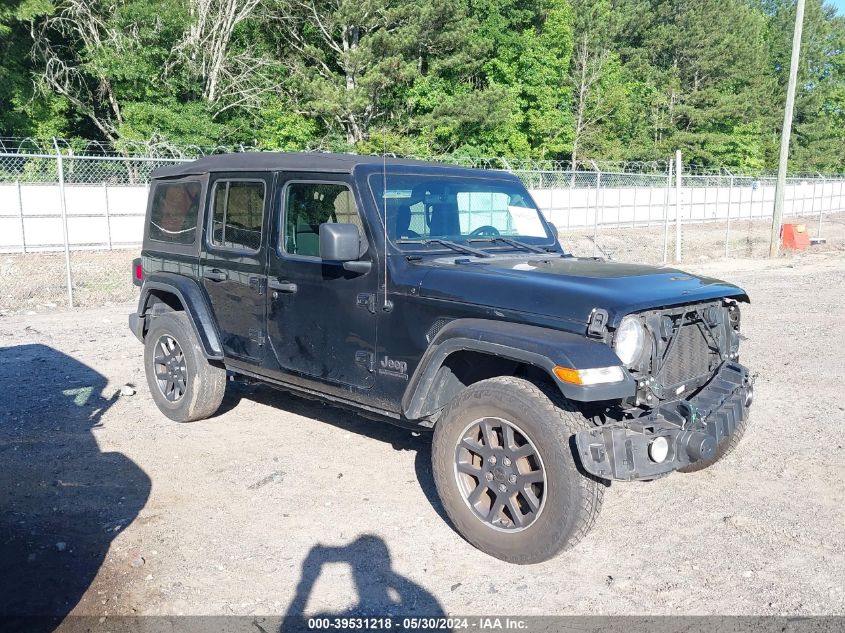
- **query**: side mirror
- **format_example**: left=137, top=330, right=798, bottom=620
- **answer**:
left=319, top=223, right=371, bottom=273
left=320, top=223, right=359, bottom=261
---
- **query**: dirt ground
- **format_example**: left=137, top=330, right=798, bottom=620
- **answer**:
left=1, top=250, right=844, bottom=621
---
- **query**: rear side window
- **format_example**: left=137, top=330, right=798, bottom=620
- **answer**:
left=149, top=181, right=201, bottom=244
left=210, top=180, right=265, bottom=252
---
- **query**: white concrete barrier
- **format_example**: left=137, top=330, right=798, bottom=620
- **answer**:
left=1, top=180, right=842, bottom=252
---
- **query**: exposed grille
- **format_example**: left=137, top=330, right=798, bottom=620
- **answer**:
left=660, top=322, right=717, bottom=387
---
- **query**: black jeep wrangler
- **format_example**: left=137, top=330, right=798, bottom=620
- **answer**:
left=129, top=153, right=753, bottom=564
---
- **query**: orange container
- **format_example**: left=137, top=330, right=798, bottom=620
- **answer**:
left=781, top=223, right=810, bottom=250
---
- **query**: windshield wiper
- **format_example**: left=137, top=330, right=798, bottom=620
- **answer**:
left=396, top=238, right=492, bottom=258
left=467, top=236, right=547, bottom=254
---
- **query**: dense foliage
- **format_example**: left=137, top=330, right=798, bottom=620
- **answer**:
left=1, top=0, right=843, bottom=170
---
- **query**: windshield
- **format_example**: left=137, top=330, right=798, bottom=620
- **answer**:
left=368, top=173, right=555, bottom=248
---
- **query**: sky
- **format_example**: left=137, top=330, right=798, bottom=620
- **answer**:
left=829, top=0, right=845, bottom=15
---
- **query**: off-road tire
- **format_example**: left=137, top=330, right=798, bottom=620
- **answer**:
left=431, top=376, right=604, bottom=564
left=144, top=311, right=226, bottom=423
left=677, top=414, right=750, bottom=473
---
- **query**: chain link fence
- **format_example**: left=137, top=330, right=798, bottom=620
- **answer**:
left=2, top=141, right=843, bottom=314
left=0, top=147, right=188, bottom=313
left=518, top=169, right=845, bottom=265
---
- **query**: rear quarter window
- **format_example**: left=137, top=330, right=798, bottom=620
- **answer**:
left=149, top=181, right=201, bottom=244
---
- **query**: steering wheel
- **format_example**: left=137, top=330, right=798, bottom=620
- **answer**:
left=469, top=225, right=501, bottom=237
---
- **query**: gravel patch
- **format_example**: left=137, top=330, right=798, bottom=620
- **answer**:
left=1, top=250, right=843, bottom=618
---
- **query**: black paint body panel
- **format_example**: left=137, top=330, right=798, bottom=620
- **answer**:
left=133, top=154, right=750, bottom=422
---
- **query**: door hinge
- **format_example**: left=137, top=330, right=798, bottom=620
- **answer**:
left=355, top=350, right=375, bottom=372
left=356, top=293, right=377, bottom=314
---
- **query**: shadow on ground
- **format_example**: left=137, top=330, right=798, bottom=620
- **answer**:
left=0, top=344, right=151, bottom=631
left=282, top=534, right=447, bottom=630
left=219, top=385, right=452, bottom=629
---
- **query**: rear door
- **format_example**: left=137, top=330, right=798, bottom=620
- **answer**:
left=265, top=173, right=378, bottom=389
left=200, top=172, right=271, bottom=362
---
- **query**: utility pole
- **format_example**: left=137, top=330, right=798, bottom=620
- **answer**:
left=675, top=150, right=682, bottom=263
left=53, top=137, right=74, bottom=308
left=770, top=0, right=806, bottom=258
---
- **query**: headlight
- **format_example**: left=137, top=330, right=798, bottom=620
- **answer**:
left=613, top=315, right=646, bottom=366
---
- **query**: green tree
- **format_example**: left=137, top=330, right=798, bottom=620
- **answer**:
left=569, top=0, right=626, bottom=165
left=614, top=0, right=773, bottom=168
left=764, top=0, right=845, bottom=171
left=267, top=0, right=484, bottom=148
left=438, top=0, right=574, bottom=158
left=0, top=0, right=56, bottom=137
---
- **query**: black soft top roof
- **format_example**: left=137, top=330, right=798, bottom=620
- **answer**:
left=151, top=152, right=479, bottom=179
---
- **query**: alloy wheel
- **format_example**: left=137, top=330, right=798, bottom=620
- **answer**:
left=153, top=335, right=188, bottom=402
left=453, top=416, right=547, bottom=531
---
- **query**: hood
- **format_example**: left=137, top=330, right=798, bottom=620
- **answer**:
left=415, top=255, right=748, bottom=326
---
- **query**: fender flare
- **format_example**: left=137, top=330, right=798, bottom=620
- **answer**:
left=136, top=272, right=223, bottom=360
left=401, top=318, right=635, bottom=420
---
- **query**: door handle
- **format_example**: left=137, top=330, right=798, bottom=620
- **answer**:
left=203, top=269, right=228, bottom=282
left=268, top=280, right=298, bottom=294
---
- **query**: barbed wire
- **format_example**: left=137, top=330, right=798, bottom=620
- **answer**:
left=1, top=136, right=844, bottom=180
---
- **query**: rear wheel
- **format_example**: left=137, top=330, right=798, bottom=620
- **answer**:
left=431, top=377, right=604, bottom=564
left=144, top=311, right=226, bottom=422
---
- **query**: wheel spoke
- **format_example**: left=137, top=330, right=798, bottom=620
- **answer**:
left=520, top=487, right=541, bottom=513
left=503, top=424, right=518, bottom=451
left=506, top=497, right=525, bottom=528
left=478, top=420, right=494, bottom=448
left=467, top=482, right=489, bottom=506
left=487, top=496, right=505, bottom=523
left=460, top=437, right=487, bottom=458
left=512, top=443, right=535, bottom=459
left=521, top=470, right=544, bottom=484
left=456, top=462, right=482, bottom=478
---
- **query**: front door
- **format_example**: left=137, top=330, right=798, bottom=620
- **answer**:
left=200, top=172, right=271, bottom=362
left=266, top=174, right=377, bottom=389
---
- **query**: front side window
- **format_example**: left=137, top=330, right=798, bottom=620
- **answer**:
left=368, top=174, right=552, bottom=246
left=210, top=180, right=265, bottom=251
left=283, top=182, right=365, bottom=258
left=149, top=181, right=201, bottom=244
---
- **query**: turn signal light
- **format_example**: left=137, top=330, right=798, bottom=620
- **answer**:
left=553, top=366, right=582, bottom=384
left=553, top=365, right=625, bottom=386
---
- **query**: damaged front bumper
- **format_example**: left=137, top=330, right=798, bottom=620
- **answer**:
left=574, top=362, right=753, bottom=481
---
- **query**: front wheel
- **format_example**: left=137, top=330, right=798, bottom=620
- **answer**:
left=431, top=377, right=604, bottom=564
